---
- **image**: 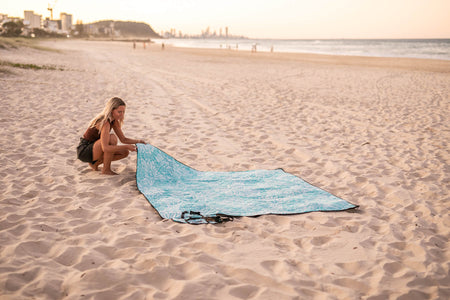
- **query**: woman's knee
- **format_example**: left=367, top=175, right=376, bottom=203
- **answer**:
left=109, top=134, right=118, bottom=145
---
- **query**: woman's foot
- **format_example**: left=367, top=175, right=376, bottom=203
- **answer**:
left=89, top=161, right=100, bottom=171
left=102, top=169, right=118, bottom=175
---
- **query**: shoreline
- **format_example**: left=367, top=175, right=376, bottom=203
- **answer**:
left=165, top=44, right=450, bottom=73
left=1, top=39, right=448, bottom=299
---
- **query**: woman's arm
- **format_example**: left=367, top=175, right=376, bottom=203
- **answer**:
left=100, top=122, right=134, bottom=152
left=112, top=122, right=146, bottom=144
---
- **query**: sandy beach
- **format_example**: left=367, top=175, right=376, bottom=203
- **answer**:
left=1, top=39, right=449, bottom=299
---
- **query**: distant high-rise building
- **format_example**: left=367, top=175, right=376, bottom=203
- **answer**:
left=60, top=12, right=72, bottom=33
left=24, top=10, right=42, bottom=28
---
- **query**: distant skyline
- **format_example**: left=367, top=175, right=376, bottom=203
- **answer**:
left=2, top=0, right=450, bottom=39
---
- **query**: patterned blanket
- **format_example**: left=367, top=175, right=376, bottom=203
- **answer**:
left=136, top=144, right=357, bottom=224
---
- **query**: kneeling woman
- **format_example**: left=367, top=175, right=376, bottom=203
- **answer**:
left=77, top=97, right=145, bottom=175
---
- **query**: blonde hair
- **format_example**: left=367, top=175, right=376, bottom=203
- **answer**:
left=88, top=97, right=126, bottom=131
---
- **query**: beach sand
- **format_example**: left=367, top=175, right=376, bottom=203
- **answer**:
left=0, top=40, right=449, bottom=299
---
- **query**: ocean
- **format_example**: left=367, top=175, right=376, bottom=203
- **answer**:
left=154, top=38, right=450, bottom=61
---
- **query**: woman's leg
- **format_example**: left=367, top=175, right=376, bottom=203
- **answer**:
left=101, top=134, right=129, bottom=175
left=91, top=140, right=104, bottom=171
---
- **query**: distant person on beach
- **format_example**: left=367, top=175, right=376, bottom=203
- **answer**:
left=77, top=97, right=146, bottom=175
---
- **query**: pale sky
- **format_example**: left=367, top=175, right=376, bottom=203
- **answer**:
left=2, top=0, right=449, bottom=39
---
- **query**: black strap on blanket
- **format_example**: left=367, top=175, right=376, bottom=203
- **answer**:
left=181, top=211, right=234, bottom=224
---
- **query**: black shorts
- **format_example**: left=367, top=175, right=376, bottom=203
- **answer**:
left=77, top=138, right=96, bottom=164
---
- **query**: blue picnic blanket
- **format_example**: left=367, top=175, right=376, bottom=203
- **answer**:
left=136, top=144, right=357, bottom=224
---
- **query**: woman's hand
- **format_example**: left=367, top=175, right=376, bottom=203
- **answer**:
left=136, top=139, right=146, bottom=144
left=126, top=144, right=137, bottom=152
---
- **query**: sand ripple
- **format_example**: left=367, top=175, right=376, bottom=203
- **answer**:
left=0, top=40, right=449, bottom=299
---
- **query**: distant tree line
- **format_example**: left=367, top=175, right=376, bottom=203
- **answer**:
left=0, top=20, right=68, bottom=38
left=0, top=21, right=24, bottom=37
left=0, top=20, right=161, bottom=39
